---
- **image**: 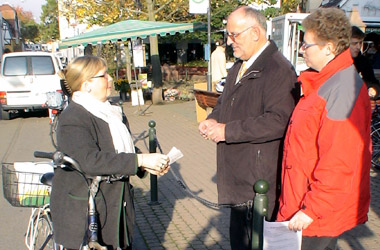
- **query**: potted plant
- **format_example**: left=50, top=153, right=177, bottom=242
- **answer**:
left=114, top=78, right=130, bottom=101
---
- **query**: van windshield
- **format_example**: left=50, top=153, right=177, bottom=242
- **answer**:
left=3, top=56, right=55, bottom=76
left=3, top=57, right=27, bottom=76
left=31, top=56, right=55, bottom=75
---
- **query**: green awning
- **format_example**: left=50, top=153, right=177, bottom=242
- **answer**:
left=59, top=20, right=204, bottom=49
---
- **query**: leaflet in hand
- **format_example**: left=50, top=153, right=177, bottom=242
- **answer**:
left=263, top=220, right=302, bottom=250
left=167, top=147, right=183, bottom=165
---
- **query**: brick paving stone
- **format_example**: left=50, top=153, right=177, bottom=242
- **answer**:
left=163, top=243, right=179, bottom=249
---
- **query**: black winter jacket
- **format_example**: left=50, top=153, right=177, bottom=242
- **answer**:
left=208, top=41, right=297, bottom=220
left=51, top=102, right=138, bottom=249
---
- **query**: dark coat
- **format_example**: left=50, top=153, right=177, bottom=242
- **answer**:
left=208, top=41, right=297, bottom=220
left=354, top=52, right=380, bottom=85
left=51, top=101, right=138, bottom=249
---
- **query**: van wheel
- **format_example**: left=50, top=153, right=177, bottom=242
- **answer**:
left=0, top=105, right=10, bottom=120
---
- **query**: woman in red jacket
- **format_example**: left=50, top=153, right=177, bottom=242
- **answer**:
left=277, top=8, right=372, bottom=250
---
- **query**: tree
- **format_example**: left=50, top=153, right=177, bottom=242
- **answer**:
left=40, top=0, right=60, bottom=42
left=280, top=0, right=302, bottom=14
left=15, top=7, right=40, bottom=43
left=242, top=0, right=278, bottom=5
left=59, top=1, right=283, bottom=103
left=61, top=0, right=196, bottom=104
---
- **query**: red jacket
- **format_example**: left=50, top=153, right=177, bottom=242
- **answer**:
left=277, top=49, right=372, bottom=237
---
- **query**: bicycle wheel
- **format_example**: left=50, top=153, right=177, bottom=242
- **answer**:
left=371, top=121, right=380, bottom=168
left=50, top=115, right=59, bottom=149
left=33, top=212, right=55, bottom=250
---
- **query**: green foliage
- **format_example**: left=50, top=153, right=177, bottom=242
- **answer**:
left=184, top=60, right=208, bottom=67
left=21, top=22, right=40, bottom=43
left=164, top=0, right=240, bottom=45
left=114, top=79, right=130, bottom=92
left=16, top=8, right=40, bottom=43
left=243, top=0, right=278, bottom=5
left=39, top=0, right=60, bottom=42
left=263, top=7, right=281, bottom=18
left=280, top=0, right=302, bottom=14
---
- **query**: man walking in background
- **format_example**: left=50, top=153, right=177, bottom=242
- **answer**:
left=211, top=39, right=227, bottom=91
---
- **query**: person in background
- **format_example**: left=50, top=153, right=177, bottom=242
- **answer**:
left=277, top=8, right=371, bottom=250
left=211, top=39, right=227, bottom=91
left=51, top=55, right=170, bottom=249
left=198, top=6, right=297, bottom=250
left=372, top=33, right=380, bottom=69
left=350, top=26, right=380, bottom=98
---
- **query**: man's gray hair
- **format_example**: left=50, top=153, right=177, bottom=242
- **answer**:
left=242, top=6, right=267, bottom=31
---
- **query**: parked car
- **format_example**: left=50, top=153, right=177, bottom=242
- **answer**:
left=0, top=52, right=63, bottom=120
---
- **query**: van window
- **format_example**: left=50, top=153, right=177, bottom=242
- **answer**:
left=3, top=57, right=27, bottom=76
left=31, top=56, right=55, bottom=75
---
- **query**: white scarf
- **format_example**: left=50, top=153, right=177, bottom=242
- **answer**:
left=72, top=91, right=135, bottom=154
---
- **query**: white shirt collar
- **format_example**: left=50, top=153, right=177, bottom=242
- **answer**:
left=244, top=41, right=270, bottom=69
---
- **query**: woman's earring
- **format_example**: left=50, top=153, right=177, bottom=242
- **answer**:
left=84, top=82, right=91, bottom=93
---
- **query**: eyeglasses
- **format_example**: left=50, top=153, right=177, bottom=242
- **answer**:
left=300, top=42, right=317, bottom=50
left=226, top=26, right=254, bottom=41
left=92, top=73, right=108, bottom=79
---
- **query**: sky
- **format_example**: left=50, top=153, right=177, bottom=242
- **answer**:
left=3, top=0, right=46, bottom=23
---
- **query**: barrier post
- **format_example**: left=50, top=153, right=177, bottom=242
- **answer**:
left=251, top=179, right=269, bottom=250
left=148, top=120, right=159, bottom=205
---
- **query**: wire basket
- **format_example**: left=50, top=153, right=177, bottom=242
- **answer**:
left=2, top=162, right=54, bottom=208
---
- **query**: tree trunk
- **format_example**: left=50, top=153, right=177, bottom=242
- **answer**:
left=147, top=0, right=163, bottom=104
left=124, top=42, right=132, bottom=83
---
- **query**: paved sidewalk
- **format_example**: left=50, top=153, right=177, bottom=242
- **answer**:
left=123, top=100, right=380, bottom=250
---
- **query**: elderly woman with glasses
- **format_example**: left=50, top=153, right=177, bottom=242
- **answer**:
left=51, top=55, right=169, bottom=249
left=277, top=8, right=372, bottom=250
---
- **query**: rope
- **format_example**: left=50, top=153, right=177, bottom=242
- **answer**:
left=154, top=136, right=252, bottom=209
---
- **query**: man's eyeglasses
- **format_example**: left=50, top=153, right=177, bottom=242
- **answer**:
left=92, top=73, right=108, bottom=79
left=300, top=42, right=317, bottom=50
left=226, top=26, right=254, bottom=41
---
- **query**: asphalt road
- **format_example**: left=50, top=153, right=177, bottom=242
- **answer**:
left=0, top=111, right=55, bottom=249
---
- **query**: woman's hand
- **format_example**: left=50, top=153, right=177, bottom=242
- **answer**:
left=137, top=153, right=170, bottom=176
left=288, top=210, right=313, bottom=232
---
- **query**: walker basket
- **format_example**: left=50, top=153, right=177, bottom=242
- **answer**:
left=193, top=89, right=221, bottom=109
left=2, top=162, right=54, bottom=208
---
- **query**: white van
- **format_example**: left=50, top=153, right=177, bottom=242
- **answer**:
left=0, top=52, right=63, bottom=120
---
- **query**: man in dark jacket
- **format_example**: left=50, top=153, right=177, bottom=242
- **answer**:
left=198, top=6, right=297, bottom=250
left=350, top=26, right=380, bottom=97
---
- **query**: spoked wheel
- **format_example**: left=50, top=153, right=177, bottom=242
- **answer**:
left=33, top=213, right=55, bottom=250
left=50, top=116, right=59, bottom=149
left=371, top=120, right=380, bottom=168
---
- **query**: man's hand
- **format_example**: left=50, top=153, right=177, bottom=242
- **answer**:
left=288, top=210, right=313, bottom=232
left=198, top=119, right=217, bottom=139
left=207, top=123, right=226, bottom=143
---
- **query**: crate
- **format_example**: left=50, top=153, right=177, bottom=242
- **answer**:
left=2, top=162, right=54, bottom=208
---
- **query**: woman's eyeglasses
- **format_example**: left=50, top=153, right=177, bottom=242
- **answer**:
left=300, top=42, right=317, bottom=50
left=92, top=73, right=108, bottom=79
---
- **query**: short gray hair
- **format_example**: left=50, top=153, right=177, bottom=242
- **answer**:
left=241, top=6, right=267, bottom=31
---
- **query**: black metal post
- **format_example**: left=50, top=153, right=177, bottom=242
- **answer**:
left=252, top=179, right=269, bottom=250
left=148, top=120, right=159, bottom=205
